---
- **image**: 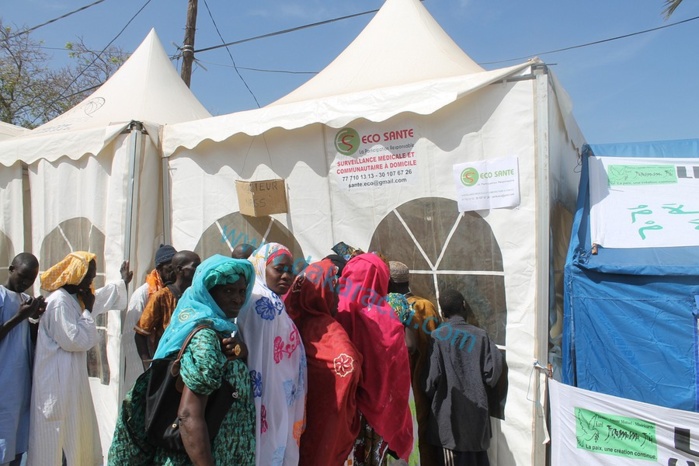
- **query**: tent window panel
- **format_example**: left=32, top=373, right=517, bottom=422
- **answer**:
left=0, top=231, right=15, bottom=285
left=370, top=197, right=507, bottom=346
left=435, top=274, right=507, bottom=346
left=368, top=211, right=431, bottom=271
left=395, top=197, right=459, bottom=267
left=40, top=217, right=109, bottom=383
left=195, top=212, right=304, bottom=265
left=438, top=211, right=504, bottom=272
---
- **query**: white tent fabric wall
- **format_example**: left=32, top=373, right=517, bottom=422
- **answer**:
left=163, top=63, right=584, bottom=464
left=160, top=0, right=585, bottom=464
left=0, top=29, right=211, bottom=461
left=29, top=133, right=135, bottom=457
left=0, top=163, right=25, bottom=280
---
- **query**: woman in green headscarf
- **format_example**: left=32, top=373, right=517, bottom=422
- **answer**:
left=109, top=255, right=256, bottom=466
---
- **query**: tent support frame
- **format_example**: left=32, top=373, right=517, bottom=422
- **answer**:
left=533, top=64, right=552, bottom=466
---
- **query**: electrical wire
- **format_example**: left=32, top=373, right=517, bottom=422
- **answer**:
left=194, top=8, right=378, bottom=54
left=3, top=0, right=108, bottom=41
left=481, top=14, right=699, bottom=65
left=201, top=0, right=260, bottom=107
left=32, top=0, right=153, bottom=125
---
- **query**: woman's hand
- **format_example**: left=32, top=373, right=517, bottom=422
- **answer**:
left=77, top=288, right=95, bottom=311
left=221, top=335, right=248, bottom=362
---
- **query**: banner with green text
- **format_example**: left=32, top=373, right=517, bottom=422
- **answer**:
left=589, top=156, right=699, bottom=248
left=550, top=379, right=699, bottom=465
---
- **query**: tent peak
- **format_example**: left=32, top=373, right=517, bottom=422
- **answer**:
left=271, top=0, right=485, bottom=105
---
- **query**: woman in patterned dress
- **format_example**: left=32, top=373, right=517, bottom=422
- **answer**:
left=108, top=255, right=256, bottom=465
left=237, top=243, right=306, bottom=466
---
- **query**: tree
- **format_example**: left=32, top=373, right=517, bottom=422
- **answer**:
left=0, top=20, right=127, bottom=128
left=663, top=0, right=683, bottom=18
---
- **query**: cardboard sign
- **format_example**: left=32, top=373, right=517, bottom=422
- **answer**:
left=235, top=179, right=288, bottom=217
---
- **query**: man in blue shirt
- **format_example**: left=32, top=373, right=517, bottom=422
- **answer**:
left=0, top=253, right=44, bottom=466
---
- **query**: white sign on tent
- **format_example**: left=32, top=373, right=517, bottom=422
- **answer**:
left=452, top=156, right=520, bottom=212
left=589, top=156, right=699, bottom=248
left=330, top=122, right=419, bottom=192
left=550, top=379, right=699, bottom=465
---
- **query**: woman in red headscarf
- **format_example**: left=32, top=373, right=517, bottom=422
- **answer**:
left=335, top=253, right=413, bottom=465
left=284, top=258, right=362, bottom=465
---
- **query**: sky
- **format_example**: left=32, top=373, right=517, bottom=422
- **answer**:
left=2, top=0, right=698, bottom=144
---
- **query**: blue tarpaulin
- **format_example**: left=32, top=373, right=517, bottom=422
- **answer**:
left=563, top=139, right=699, bottom=411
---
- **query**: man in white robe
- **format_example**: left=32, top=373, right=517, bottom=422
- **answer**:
left=27, top=252, right=131, bottom=466
left=120, top=244, right=175, bottom=401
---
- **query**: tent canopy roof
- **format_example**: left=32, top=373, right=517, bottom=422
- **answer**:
left=0, top=121, right=29, bottom=140
left=163, top=0, right=548, bottom=156
left=0, top=29, right=211, bottom=166
left=271, top=0, right=485, bottom=105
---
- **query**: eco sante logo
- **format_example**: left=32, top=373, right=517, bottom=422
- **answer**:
left=460, top=167, right=479, bottom=186
left=335, top=128, right=360, bottom=156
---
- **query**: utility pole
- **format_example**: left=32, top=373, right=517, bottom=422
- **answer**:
left=180, top=0, right=198, bottom=87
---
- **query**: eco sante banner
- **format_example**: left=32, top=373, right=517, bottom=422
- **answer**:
left=329, top=122, right=419, bottom=191
left=589, top=156, right=699, bottom=248
left=452, top=156, right=520, bottom=212
left=550, top=379, right=699, bottom=465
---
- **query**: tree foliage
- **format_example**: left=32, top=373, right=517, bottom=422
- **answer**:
left=663, top=0, right=684, bottom=18
left=0, top=19, right=128, bottom=128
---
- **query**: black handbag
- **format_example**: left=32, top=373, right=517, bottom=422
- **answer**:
left=144, top=324, right=237, bottom=451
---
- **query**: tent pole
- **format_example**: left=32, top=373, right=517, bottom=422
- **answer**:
left=125, top=121, right=144, bottom=268
left=161, top=152, right=172, bottom=245
left=533, top=64, right=552, bottom=466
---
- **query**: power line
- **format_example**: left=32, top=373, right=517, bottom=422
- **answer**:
left=194, top=8, right=378, bottom=54
left=194, top=61, right=317, bottom=75
left=32, top=0, right=153, bottom=125
left=201, top=0, right=260, bottom=107
left=481, top=14, right=699, bottom=65
left=4, top=0, right=108, bottom=41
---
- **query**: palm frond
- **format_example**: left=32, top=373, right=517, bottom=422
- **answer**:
left=663, top=0, right=683, bottom=19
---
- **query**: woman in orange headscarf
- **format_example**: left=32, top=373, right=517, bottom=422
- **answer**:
left=285, top=259, right=363, bottom=465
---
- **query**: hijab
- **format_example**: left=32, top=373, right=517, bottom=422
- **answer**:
left=238, top=243, right=306, bottom=466
left=284, top=259, right=362, bottom=465
left=335, top=253, right=414, bottom=460
left=153, top=255, right=254, bottom=359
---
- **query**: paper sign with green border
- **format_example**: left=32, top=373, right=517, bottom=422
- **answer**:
left=575, top=407, right=657, bottom=461
left=607, top=164, right=677, bottom=186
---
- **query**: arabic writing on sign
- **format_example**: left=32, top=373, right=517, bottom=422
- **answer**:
left=628, top=203, right=699, bottom=240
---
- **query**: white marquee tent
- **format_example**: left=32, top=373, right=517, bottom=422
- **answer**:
left=0, top=0, right=586, bottom=461
left=161, top=0, right=585, bottom=464
left=0, top=29, right=211, bottom=458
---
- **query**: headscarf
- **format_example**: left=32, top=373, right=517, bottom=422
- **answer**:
left=40, top=251, right=97, bottom=291
left=238, top=242, right=306, bottom=466
left=153, top=255, right=254, bottom=359
left=284, top=259, right=362, bottom=465
left=335, top=253, right=414, bottom=460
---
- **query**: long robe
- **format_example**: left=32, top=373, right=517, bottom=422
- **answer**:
left=121, top=282, right=148, bottom=400
left=238, top=243, right=306, bottom=466
left=0, top=286, right=32, bottom=464
left=285, top=259, right=363, bottom=466
left=28, top=281, right=127, bottom=466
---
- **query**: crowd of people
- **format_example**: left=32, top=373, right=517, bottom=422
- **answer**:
left=0, top=240, right=506, bottom=466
